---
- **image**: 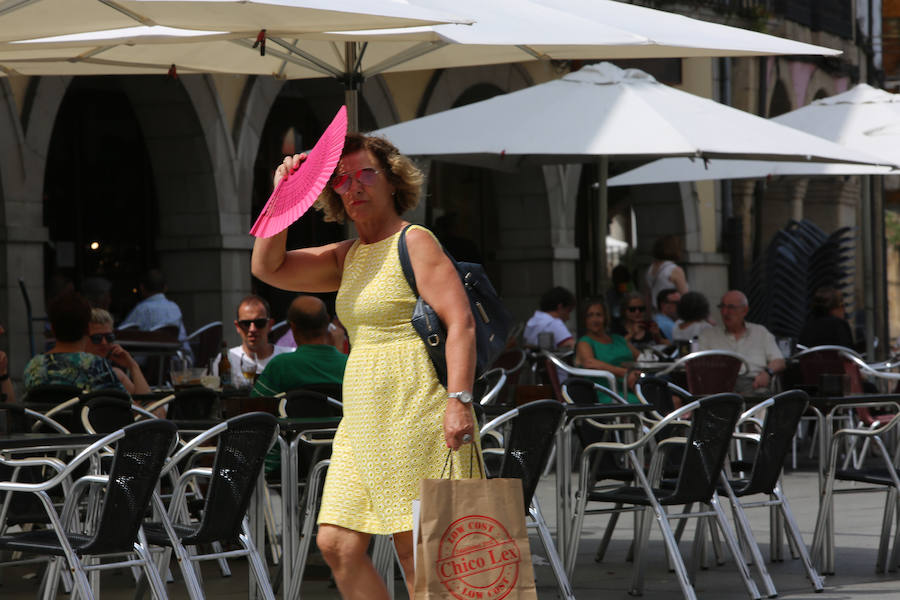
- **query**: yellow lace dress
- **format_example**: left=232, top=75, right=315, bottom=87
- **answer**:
left=317, top=227, right=480, bottom=535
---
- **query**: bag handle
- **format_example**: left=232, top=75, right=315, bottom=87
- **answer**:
left=440, top=445, right=485, bottom=480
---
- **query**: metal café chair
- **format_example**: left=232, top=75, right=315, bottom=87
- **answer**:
left=542, top=350, right=618, bottom=395
left=657, top=350, right=750, bottom=395
left=810, top=400, right=900, bottom=574
left=474, top=367, right=508, bottom=407
left=720, top=390, right=824, bottom=597
left=479, top=399, right=574, bottom=600
left=185, top=321, right=223, bottom=372
left=566, top=394, right=757, bottom=600
left=0, top=419, right=177, bottom=600
left=143, top=412, right=279, bottom=600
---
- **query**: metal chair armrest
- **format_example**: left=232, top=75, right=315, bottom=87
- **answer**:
left=144, top=394, right=176, bottom=414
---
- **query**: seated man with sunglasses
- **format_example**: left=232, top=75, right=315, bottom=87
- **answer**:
left=212, top=294, right=291, bottom=389
left=86, top=308, right=151, bottom=396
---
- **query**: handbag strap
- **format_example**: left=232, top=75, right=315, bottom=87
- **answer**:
left=397, top=224, right=419, bottom=296
left=398, top=224, right=464, bottom=298
left=440, top=446, right=486, bottom=479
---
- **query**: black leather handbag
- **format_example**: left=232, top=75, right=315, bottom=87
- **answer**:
left=398, top=225, right=512, bottom=388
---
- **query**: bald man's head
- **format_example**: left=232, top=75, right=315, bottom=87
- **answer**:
left=719, top=289, right=749, bottom=333
left=287, top=296, right=331, bottom=344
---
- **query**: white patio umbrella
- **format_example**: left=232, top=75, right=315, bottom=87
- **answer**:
left=371, top=64, right=886, bottom=168
left=608, top=84, right=900, bottom=186
left=370, top=63, right=889, bottom=294
left=0, top=0, right=843, bottom=130
left=0, top=0, right=469, bottom=42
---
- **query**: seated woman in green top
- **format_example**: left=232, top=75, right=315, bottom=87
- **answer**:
left=575, top=298, right=641, bottom=403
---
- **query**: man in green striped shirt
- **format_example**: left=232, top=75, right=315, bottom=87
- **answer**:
left=251, top=296, right=347, bottom=398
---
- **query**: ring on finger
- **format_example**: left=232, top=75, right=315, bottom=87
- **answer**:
left=462, top=433, right=473, bottom=444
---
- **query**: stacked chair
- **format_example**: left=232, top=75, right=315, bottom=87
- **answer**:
left=746, top=219, right=855, bottom=340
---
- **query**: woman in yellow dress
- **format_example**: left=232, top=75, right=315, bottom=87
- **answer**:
left=251, top=133, right=478, bottom=599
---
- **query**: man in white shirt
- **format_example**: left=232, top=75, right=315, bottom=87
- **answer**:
left=697, top=290, right=785, bottom=394
left=523, top=287, right=576, bottom=349
left=212, top=294, right=291, bottom=389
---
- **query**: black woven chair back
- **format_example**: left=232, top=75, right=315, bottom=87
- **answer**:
left=22, top=384, right=83, bottom=407
left=497, top=400, right=565, bottom=512
left=491, top=348, right=527, bottom=385
left=83, top=397, right=137, bottom=433
left=23, top=384, right=83, bottom=431
left=736, top=390, right=808, bottom=496
left=80, top=419, right=177, bottom=554
left=188, top=412, right=278, bottom=545
left=298, top=382, right=343, bottom=402
left=169, top=386, right=220, bottom=420
left=563, top=378, right=599, bottom=406
left=636, top=376, right=683, bottom=415
left=666, top=394, right=742, bottom=504
left=0, top=402, right=28, bottom=433
left=684, top=354, right=742, bottom=395
left=284, top=390, right=342, bottom=418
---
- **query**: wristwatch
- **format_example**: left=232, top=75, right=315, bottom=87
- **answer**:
left=448, top=391, right=474, bottom=405
left=764, top=367, right=775, bottom=378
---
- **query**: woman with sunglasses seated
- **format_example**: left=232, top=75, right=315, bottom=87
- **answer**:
left=23, top=292, right=125, bottom=394
left=86, top=308, right=150, bottom=395
left=611, top=291, right=669, bottom=349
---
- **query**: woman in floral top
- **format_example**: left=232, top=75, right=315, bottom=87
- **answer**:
left=23, top=292, right=124, bottom=394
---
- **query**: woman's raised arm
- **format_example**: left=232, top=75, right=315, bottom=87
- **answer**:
left=251, top=154, right=352, bottom=293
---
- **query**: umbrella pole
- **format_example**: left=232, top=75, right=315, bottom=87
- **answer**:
left=344, top=42, right=360, bottom=133
left=595, top=157, right=609, bottom=294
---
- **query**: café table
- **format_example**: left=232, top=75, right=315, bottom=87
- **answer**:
left=806, top=394, right=900, bottom=574
left=554, top=403, right=655, bottom=566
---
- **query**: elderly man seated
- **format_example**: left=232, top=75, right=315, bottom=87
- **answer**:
left=696, top=290, right=785, bottom=394
left=251, top=296, right=347, bottom=397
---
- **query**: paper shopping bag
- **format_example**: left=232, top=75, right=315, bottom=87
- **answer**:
left=414, top=477, right=538, bottom=600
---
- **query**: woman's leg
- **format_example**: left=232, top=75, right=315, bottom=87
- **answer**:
left=393, top=530, right=415, bottom=599
left=317, top=524, right=388, bottom=600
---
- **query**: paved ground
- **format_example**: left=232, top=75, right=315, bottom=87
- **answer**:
left=2, top=466, right=900, bottom=599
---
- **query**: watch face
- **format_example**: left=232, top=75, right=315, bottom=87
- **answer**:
left=453, top=391, right=473, bottom=404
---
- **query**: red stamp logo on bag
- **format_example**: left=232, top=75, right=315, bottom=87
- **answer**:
left=436, top=515, right=520, bottom=600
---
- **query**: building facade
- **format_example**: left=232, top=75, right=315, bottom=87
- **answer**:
left=0, top=0, right=878, bottom=392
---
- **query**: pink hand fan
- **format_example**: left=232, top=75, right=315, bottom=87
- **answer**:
left=250, top=105, right=347, bottom=238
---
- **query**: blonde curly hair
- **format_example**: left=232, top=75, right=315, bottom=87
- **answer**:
left=314, top=133, right=424, bottom=224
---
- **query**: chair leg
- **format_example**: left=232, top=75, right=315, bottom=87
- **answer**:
left=531, top=498, right=575, bottom=600
left=593, top=506, right=621, bottom=564
left=134, top=536, right=168, bottom=600
left=629, top=505, right=660, bottom=598
left=708, top=494, right=761, bottom=600
left=209, top=541, right=232, bottom=577
left=241, top=519, right=276, bottom=600
left=721, top=480, right=776, bottom=598
left=877, top=487, right=897, bottom=573
left=772, top=487, right=824, bottom=591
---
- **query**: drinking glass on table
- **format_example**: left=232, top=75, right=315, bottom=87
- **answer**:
left=240, top=352, right=258, bottom=386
